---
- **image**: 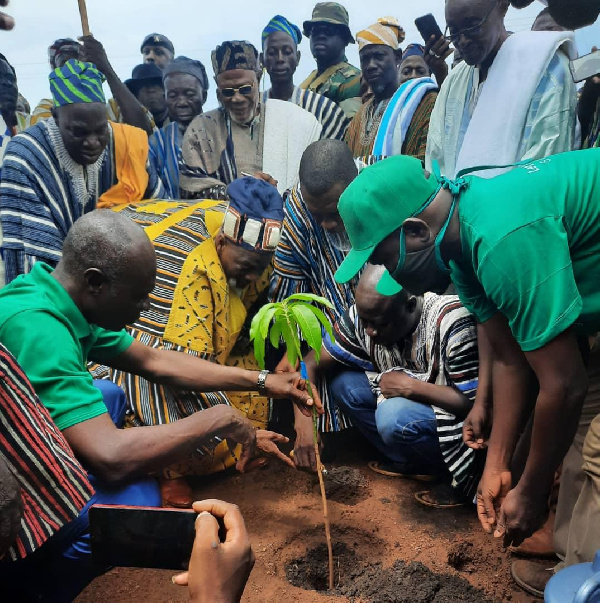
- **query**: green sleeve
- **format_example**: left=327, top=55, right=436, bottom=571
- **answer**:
left=89, top=326, right=134, bottom=363
left=449, top=261, right=498, bottom=325
left=477, top=217, right=582, bottom=352
left=0, top=312, right=108, bottom=431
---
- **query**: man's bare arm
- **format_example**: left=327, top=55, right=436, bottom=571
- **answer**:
left=63, top=404, right=252, bottom=483
left=110, top=340, right=318, bottom=413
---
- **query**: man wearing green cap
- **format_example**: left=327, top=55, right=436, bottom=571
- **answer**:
left=335, top=148, right=600, bottom=550
left=300, top=2, right=362, bottom=118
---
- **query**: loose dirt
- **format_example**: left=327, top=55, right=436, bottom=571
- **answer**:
left=77, top=431, right=538, bottom=602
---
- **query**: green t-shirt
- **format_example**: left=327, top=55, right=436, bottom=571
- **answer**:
left=451, top=148, right=600, bottom=352
left=0, top=263, right=134, bottom=430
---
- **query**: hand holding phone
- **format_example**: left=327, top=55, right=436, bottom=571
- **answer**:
left=415, top=14, right=443, bottom=42
left=173, top=499, right=255, bottom=603
left=570, top=50, right=600, bottom=83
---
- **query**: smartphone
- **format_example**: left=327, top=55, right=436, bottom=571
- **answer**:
left=90, top=504, right=197, bottom=570
left=415, top=14, right=444, bottom=43
left=570, top=50, right=600, bottom=83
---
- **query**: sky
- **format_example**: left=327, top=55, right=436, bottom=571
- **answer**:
left=0, top=0, right=597, bottom=112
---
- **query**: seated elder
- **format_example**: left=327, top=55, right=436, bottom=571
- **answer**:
left=98, top=178, right=290, bottom=507
left=0, top=60, right=166, bottom=284
left=304, top=264, right=482, bottom=505
left=0, top=210, right=316, bottom=599
left=149, top=56, right=208, bottom=198
left=180, top=40, right=322, bottom=198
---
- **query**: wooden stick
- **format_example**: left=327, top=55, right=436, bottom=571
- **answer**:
left=315, top=438, right=334, bottom=590
left=77, top=0, right=91, bottom=36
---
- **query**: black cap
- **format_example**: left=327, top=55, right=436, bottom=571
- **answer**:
left=125, top=63, right=164, bottom=95
left=140, top=33, right=175, bottom=55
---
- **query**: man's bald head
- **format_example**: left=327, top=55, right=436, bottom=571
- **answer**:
left=356, top=264, right=421, bottom=346
left=61, top=210, right=154, bottom=281
left=56, top=210, right=156, bottom=331
left=356, top=264, right=408, bottom=311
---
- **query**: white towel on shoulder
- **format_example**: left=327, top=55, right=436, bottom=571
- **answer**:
left=455, top=30, right=576, bottom=177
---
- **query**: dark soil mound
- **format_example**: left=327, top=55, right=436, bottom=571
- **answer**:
left=338, top=560, right=490, bottom=602
left=322, top=466, right=369, bottom=505
left=286, top=541, right=358, bottom=591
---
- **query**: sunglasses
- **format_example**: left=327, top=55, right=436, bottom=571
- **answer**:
left=220, top=83, right=254, bottom=98
left=444, top=0, right=498, bottom=44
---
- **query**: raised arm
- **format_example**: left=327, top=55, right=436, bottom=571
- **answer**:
left=80, top=36, right=153, bottom=135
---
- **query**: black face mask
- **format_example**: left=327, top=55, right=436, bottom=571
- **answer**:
left=389, top=199, right=457, bottom=296
left=390, top=241, right=451, bottom=295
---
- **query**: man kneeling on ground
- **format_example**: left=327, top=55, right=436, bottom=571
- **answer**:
left=0, top=210, right=316, bottom=600
left=304, top=264, right=482, bottom=506
left=98, top=178, right=296, bottom=507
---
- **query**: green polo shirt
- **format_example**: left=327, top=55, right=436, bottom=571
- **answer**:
left=0, top=263, right=134, bottom=430
left=450, top=148, right=600, bottom=352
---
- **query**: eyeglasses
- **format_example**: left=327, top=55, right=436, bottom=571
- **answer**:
left=220, top=83, right=254, bottom=98
left=444, top=0, right=498, bottom=43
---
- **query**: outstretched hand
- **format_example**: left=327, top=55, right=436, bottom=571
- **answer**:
left=462, top=401, right=491, bottom=450
left=264, top=372, right=324, bottom=417
left=494, top=487, right=548, bottom=547
left=172, top=500, right=255, bottom=603
left=476, top=468, right=512, bottom=534
left=255, top=430, right=295, bottom=469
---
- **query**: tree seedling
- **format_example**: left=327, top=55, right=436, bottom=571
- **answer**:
left=250, top=293, right=335, bottom=590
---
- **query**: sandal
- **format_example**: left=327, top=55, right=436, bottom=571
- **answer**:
left=414, top=484, right=467, bottom=509
left=368, top=461, right=437, bottom=482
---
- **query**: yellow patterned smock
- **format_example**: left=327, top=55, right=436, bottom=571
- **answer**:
left=100, top=199, right=271, bottom=476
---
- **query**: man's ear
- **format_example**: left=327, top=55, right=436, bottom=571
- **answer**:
left=297, top=50, right=302, bottom=64
left=395, top=48, right=403, bottom=67
left=214, top=232, right=226, bottom=253
left=259, top=52, right=264, bottom=70
left=51, top=106, right=59, bottom=123
left=402, top=218, right=432, bottom=243
left=406, top=295, right=418, bottom=313
left=83, top=267, right=108, bottom=295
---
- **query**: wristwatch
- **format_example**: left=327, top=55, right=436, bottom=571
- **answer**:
left=257, top=370, right=269, bottom=392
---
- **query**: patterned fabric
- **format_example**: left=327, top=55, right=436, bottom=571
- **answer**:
left=356, top=17, right=405, bottom=51
left=211, top=41, right=260, bottom=75
left=149, top=121, right=183, bottom=198
left=299, top=61, right=362, bottom=117
left=28, top=98, right=156, bottom=129
left=345, top=97, right=391, bottom=157
left=49, top=60, right=106, bottom=107
left=325, top=294, right=480, bottom=498
left=261, top=86, right=349, bottom=140
left=269, top=184, right=359, bottom=432
left=346, top=83, right=437, bottom=162
left=179, top=108, right=242, bottom=199
left=262, top=15, right=302, bottom=47
left=0, top=342, right=93, bottom=561
left=0, top=118, right=166, bottom=283
left=94, top=200, right=271, bottom=476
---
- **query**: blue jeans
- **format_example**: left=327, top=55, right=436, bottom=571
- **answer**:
left=0, top=380, right=161, bottom=602
left=330, top=370, right=447, bottom=475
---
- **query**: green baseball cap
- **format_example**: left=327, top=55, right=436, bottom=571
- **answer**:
left=334, top=155, right=440, bottom=289
left=303, top=2, right=356, bottom=43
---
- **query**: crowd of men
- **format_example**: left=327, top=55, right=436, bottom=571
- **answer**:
left=0, top=0, right=598, bottom=600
